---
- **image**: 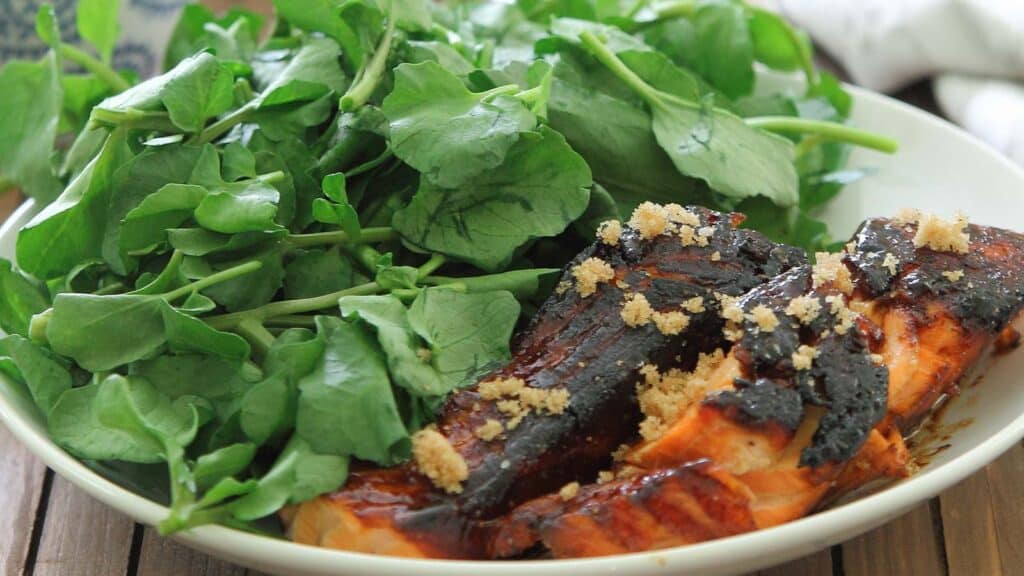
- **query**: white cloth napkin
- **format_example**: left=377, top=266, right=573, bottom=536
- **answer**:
left=767, top=0, right=1024, bottom=166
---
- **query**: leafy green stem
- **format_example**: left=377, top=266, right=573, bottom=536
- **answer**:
left=93, top=282, right=125, bottom=296
left=59, top=42, right=131, bottom=92
left=91, top=108, right=180, bottom=132
left=163, top=261, right=263, bottom=302
left=205, top=282, right=382, bottom=330
left=264, top=315, right=318, bottom=328
left=579, top=31, right=664, bottom=108
left=340, top=14, right=397, bottom=112
left=346, top=149, right=395, bottom=178
left=286, top=227, right=396, bottom=249
left=416, top=254, right=446, bottom=280
left=746, top=117, right=899, bottom=153
left=236, top=318, right=276, bottom=358
left=478, top=83, right=521, bottom=101
left=195, top=103, right=256, bottom=145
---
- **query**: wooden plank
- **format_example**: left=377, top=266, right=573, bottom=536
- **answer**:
left=0, top=192, right=19, bottom=221
left=939, top=470, right=1003, bottom=575
left=0, top=425, right=47, bottom=575
left=842, top=502, right=946, bottom=576
left=988, top=443, right=1024, bottom=572
left=31, top=477, right=135, bottom=576
left=135, top=527, right=271, bottom=576
left=758, top=548, right=833, bottom=576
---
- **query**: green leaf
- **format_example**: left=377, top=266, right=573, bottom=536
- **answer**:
left=573, top=182, right=621, bottom=238
left=0, top=335, right=71, bottom=415
left=545, top=61, right=711, bottom=211
left=407, top=288, right=519, bottom=390
left=240, top=372, right=294, bottom=445
left=339, top=294, right=445, bottom=396
left=283, top=249, right=356, bottom=300
left=129, top=354, right=253, bottom=417
left=0, top=259, right=50, bottom=337
left=254, top=38, right=349, bottom=108
left=400, top=41, right=475, bottom=76
left=374, top=265, right=418, bottom=291
left=312, top=173, right=360, bottom=239
left=161, top=56, right=235, bottom=132
left=296, top=317, right=408, bottom=464
left=270, top=0, right=371, bottom=70
left=167, top=229, right=284, bottom=257
left=35, top=5, right=60, bottom=49
left=691, top=0, right=755, bottom=99
left=203, top=248, right=285, bottom=312
left=189, top=146, right=282, bottom=235
left=97, top=53, right=235, bottom=132
left=392, top=0, right=432, bottom=32
left=383, top=61, right=537, bottom=187
left=49, top=382, right=164, bottom=463
left=46, top=294, right=249, bottom=371
left=77, top=0, right=121, bottom=64
left=228, top=436, right=347, bottom=520
left=648, top=95, right=798, bottom=206
left=263, top=327, right=325, bottom=382
left=192, top=438, right=256, bottom=487
left=393, top=126, right=592, bottom=271
left=748, top=7, right=807, bottom=72
left=121, top=184, right=208, bottom=255
left=94, top=375, right=199, bottom=450
left=165, top=5, right=263, bottom=70
left=0, top=53, right=64, bottom=202
left=222, top=143, right=257, bottom=181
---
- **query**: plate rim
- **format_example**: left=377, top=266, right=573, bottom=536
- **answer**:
left=2, top=83, right=1023, bottom=575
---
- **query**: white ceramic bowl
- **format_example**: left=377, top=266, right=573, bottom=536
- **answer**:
left=2, top=84, right=1023, bottom=576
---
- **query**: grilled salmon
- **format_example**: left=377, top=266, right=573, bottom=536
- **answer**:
left=287, top=205, right=805, bottom=557
left=492, top=213, right=1024, bottom=558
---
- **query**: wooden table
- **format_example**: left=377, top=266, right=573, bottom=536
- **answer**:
left=2, top=26, right=1024, bottom=576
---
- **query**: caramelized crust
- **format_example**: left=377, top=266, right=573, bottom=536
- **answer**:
left=288, top=207, right=804, bottom=557
left=492, top=215, right=1024, bottom=559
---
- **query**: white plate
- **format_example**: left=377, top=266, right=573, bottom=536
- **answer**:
left=2, top=84, right=1024, bottom=576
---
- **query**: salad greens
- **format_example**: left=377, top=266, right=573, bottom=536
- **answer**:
left=0, top=0, right=896, bottom=536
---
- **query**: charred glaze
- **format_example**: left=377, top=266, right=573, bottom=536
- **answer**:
left=706, top=378, right=804, bottom=431
left=719, top=266, right=889, bottom=467
left=848, top=217, right=1024, bottom=331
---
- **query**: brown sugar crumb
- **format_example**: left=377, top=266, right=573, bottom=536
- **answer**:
left=554, top=280, right=572, bottom=295
left=845, top=241, right=857, bottom=254
left=870, top=353, right=885, bottom=365
left=823, top=295, right=857, bottom=335
left=412, top=427, right=468, bottom=494
left=723, top=322, right=744, bottom=342
left=479, top=377, right=526, bottom=400
left=711, top=251, right=722, bottom=261
left=678, top=224, right=697, bottom=247
left=715, top=293, right=745, bottom=323
left=812, top=252, right=853, bottom=294
left=942, top=269, right=965, bottom=282
left=572, top=257, right=615, bottom=298
left=696, top=226, right=715, bottom=247
left=474, top=419, right=504, bottom=441
left=596, top=219, right=623, bottom=246
left=629, top=202, right=669, bottom=240
left=792, top=345, right=818, bottom=371
left=636, top=350, right=726, bottom=441
left=616, top=465, right=644, bottom=480
left=597, top=470, right=615, bottom=484
left=785, top=295, right=821, bottom=325
left=558, top=482, right=580, bottom=501
left=913, top=212, right=970, bottom=254
left=895, top=208, right=921, bottom=225
left=652, top=311, right=690, bottom=335
left=747, top=305, right=779, bottom=333
left=682, top=296, right=706, bottom=314
left=664, top=204, right=700, bottom=226
left=416, top=347, right=432, bottom=362
left=612, top=443, right=631, bottom=462
left=882, top=252, right=900, bottom=275
left=621, top=293, right=654, bottom=327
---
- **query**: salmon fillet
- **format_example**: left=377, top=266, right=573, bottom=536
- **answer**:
left=492, top=214, right=1024, bottom=558
left=288, top=206, right=804, bottom=557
